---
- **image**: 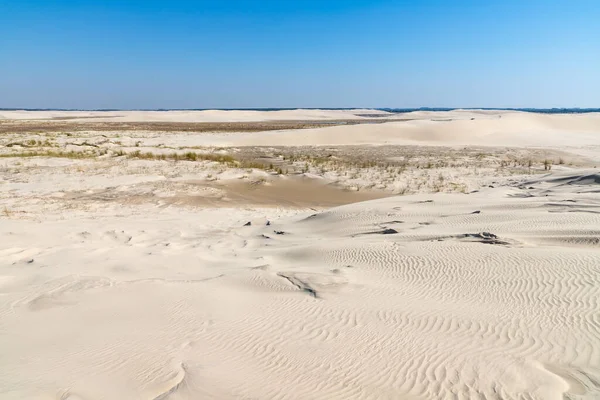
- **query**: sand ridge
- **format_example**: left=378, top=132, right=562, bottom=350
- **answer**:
left=218, top=112, right=600, bottom=151
left=1, top=110, right=600, bottom=399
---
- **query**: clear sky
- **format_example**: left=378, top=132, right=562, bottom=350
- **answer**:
left=1, top=0, right=599, bottom=109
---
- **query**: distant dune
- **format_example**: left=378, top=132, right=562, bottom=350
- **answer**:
left=0, top=108, right=393, bottom=122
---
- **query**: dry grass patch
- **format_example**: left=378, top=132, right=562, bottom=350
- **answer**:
left=0, top=150, right=97, bottom=159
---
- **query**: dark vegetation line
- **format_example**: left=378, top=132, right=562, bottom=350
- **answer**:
left=1, top=107, right=598, bottom=114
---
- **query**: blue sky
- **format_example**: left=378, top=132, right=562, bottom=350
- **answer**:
left=1, top=0, right=599, bottom=109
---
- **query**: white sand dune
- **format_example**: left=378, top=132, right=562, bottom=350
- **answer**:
left=3, top=109, right=600, bottom=159
left=0, top=108, right=391, bottom=122
left=1, top=111, right=600, bottom=399
left=211, top=112, right=600, bottom=151
left=1, top=169, right=599, bottom=399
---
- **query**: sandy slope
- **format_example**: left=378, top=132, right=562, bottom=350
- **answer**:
left=1, top=170, right=599, bottom=399
left=206, top=112, right=600, bottom=152
left=1, top=110, right=600, bottom=399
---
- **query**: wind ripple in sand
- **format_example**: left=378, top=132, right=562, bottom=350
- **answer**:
left=214, top=179, right=600, bottom=399
left=149, top=363, right=188, bottom=400
left=1, top=171, right=600, bottom=399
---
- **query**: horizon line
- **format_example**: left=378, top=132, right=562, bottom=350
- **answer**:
left=2, top=107, right=599, bottom=113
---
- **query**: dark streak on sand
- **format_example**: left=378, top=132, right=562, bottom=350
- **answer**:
left=0, top=118, right=412, bottom=134
left=277, top=273, right=318, bottom=298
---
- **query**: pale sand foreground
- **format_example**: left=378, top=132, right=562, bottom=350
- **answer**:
left=1, top=110, right=600, bottom=399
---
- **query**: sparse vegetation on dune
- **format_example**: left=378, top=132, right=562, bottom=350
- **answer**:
left=0, top=150, right=97, bottom=159
left=0, top=129, right=583, bottom=196
left=0, top=118, right=409, bottom=134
